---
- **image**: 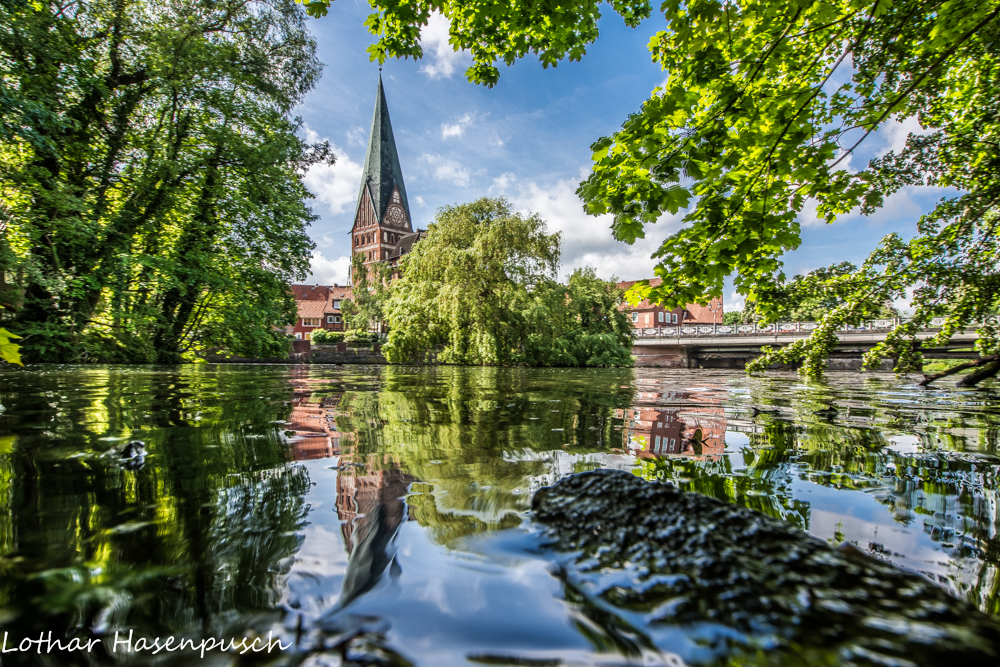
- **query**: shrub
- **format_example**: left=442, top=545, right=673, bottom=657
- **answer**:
left=344, top=332, right=379, bottom=347
left=310, top=329, right=345, bottom=344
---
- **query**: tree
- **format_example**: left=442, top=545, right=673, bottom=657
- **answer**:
left=741, top=262, right=898, bottom=323
left=307, top=0, right=1000, bottom=384
left=384, top=197, right=560, bottom=365
left=349, top=252, right=393, bottom=333
left=383, top=197, right=631, bottom=366
left=521, top=267, right=634, bottom=367
left=1, top=0, right=326, bottom=363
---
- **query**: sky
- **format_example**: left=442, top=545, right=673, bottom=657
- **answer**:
left=297, top=2, right=948, bottom=311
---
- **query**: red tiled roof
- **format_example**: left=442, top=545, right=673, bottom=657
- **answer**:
left=291, top=284, right=354, bottom=317
left=616, top=278, right=724, bottom=323
left=328, top=287, right=353, bottom=303
left=297, top=300, right=328, bottom=319
left=616, top=278, right=664, bottom=309
left=291, top=284, right=330, bottom=301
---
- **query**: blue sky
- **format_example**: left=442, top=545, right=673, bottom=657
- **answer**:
left=298, top=2, right=946, bottom=311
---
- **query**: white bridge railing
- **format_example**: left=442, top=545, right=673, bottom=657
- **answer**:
left=633, top=316, right=995, bottom=338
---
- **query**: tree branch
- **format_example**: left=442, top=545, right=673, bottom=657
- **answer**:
left=919, top=354, right=999, bottom=386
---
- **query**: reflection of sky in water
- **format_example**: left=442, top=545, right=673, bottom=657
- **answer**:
left=286, top=459, right=699, bottom=666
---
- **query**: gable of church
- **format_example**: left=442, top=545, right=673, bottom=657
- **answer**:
left=382, top=186, right=410, bottom=230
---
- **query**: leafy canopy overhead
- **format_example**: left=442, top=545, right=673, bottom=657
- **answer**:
left=300, top=0, right=652, bottom=86
left=314, top=0, right=1000, bottom=382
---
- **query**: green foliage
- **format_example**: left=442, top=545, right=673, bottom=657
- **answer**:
left=333, top=0, right=1000, bottom=381
left=339, top=298, right=359, bottom=328
left=295, top=0, right=652, bottom=86
left=384, top=197, right=559, bottom=365
left=742, top=262, right=899, bottom=323
left=521, top=267, right=634, bottom=367
left=344, top=331, right=379, bottom=347
left=0, top=326, right=21, bottom=365
left=309, top=329, right=345, bottom=344
left=1, top=0, right=323, bottom=363
left=384, top=198, right=630, bottom=366
left=722, top=311, right=742, bottom=326
left=348, top=254, right=393, bottom=333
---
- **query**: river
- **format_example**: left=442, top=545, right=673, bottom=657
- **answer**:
left=0, top=364, right=997, bottom=665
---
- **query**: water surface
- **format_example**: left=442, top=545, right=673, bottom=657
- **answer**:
left=0, top=365, right=998, bottom=665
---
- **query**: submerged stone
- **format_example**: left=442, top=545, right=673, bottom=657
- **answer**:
left=531, top=469, right=1000, bottom=666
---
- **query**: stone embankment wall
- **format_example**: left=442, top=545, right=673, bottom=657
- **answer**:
left=202, top=343, right=386, bottom=364
left=307, top=344, right=386, bottom=364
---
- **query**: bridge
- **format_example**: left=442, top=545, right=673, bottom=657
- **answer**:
left=632, top=317, right=984, bottom=369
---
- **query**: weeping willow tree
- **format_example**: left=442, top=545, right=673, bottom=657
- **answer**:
left=384, top=197, right=631, bottom=366
left=0, top=0, right=328, bottom=363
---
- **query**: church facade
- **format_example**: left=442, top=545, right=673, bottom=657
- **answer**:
left=350, top=77, right=425, bottom=282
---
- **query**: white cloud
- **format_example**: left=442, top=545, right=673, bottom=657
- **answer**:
left=415, top=196, right=426, bottom=206
left=492, top=172, right=516, bottom=191
left=422, top=154, right=470, bottom=187
left=798, top=185, right=936, bottom=229
left=493, top=169, right=685, bottom=281
left=302, top=127, right=363, bottom=215
left=346, top=126, right=366, bottom=147
left=308, top=251, right=351, bottom=286
left=798, top=197, right=825, bottom=228
left=725, top=290, right=746, bottom=313
left=419, top=12, right=472, bottom=80
left=877, top=116, right=932, bottom=157
left=441, top=112, right=474, bottom=139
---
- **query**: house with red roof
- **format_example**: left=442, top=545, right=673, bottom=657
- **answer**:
left=617, top=278, right=723, bottom=330
left=289, top=284, right=353, bottom=341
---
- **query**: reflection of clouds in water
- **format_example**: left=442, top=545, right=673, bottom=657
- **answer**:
left=282, top=365, right=1000, bottom=652
left=809, top=502, right=943, bottom=570
left=886, top=434, right=921, bottom=455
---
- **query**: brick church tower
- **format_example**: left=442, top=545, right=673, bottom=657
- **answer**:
left=350, top=76, right=415, bottom=282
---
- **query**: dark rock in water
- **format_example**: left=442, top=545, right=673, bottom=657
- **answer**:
left=104, top=440, right=146, bottom=470
left=531, top=468, right=1000, bottom=666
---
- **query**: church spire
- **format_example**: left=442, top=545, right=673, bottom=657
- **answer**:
left=353, top=75, right=412, bottom=229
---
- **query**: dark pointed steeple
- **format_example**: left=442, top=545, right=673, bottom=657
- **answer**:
left=353, top=76, right=412, bottom=229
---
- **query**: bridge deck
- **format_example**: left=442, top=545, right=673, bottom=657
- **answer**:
left=633, top=330, right=979, bottom=347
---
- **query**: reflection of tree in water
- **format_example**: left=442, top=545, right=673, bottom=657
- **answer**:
left=333, top=366, right=637, bottom=546
left=636, top=373, right=1000, bottom=616
left=0, top=367, right=311, bottom=653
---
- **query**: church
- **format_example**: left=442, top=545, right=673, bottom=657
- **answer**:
left=350, top=76, right=426, bottom=282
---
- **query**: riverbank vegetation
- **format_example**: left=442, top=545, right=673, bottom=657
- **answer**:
left=324, top=0, right=1000, bottom=385
left=382, top=198, right=632, bottom=366
left=0, top=0, right=324, bottom=363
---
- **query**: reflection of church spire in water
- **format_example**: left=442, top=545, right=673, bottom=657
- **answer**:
left=334, top=461, right=416, bottom=610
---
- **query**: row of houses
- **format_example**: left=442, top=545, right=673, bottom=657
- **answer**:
left=288, top=277, right=721, bottom=339
left=615, top=278, right=723, bottom=328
